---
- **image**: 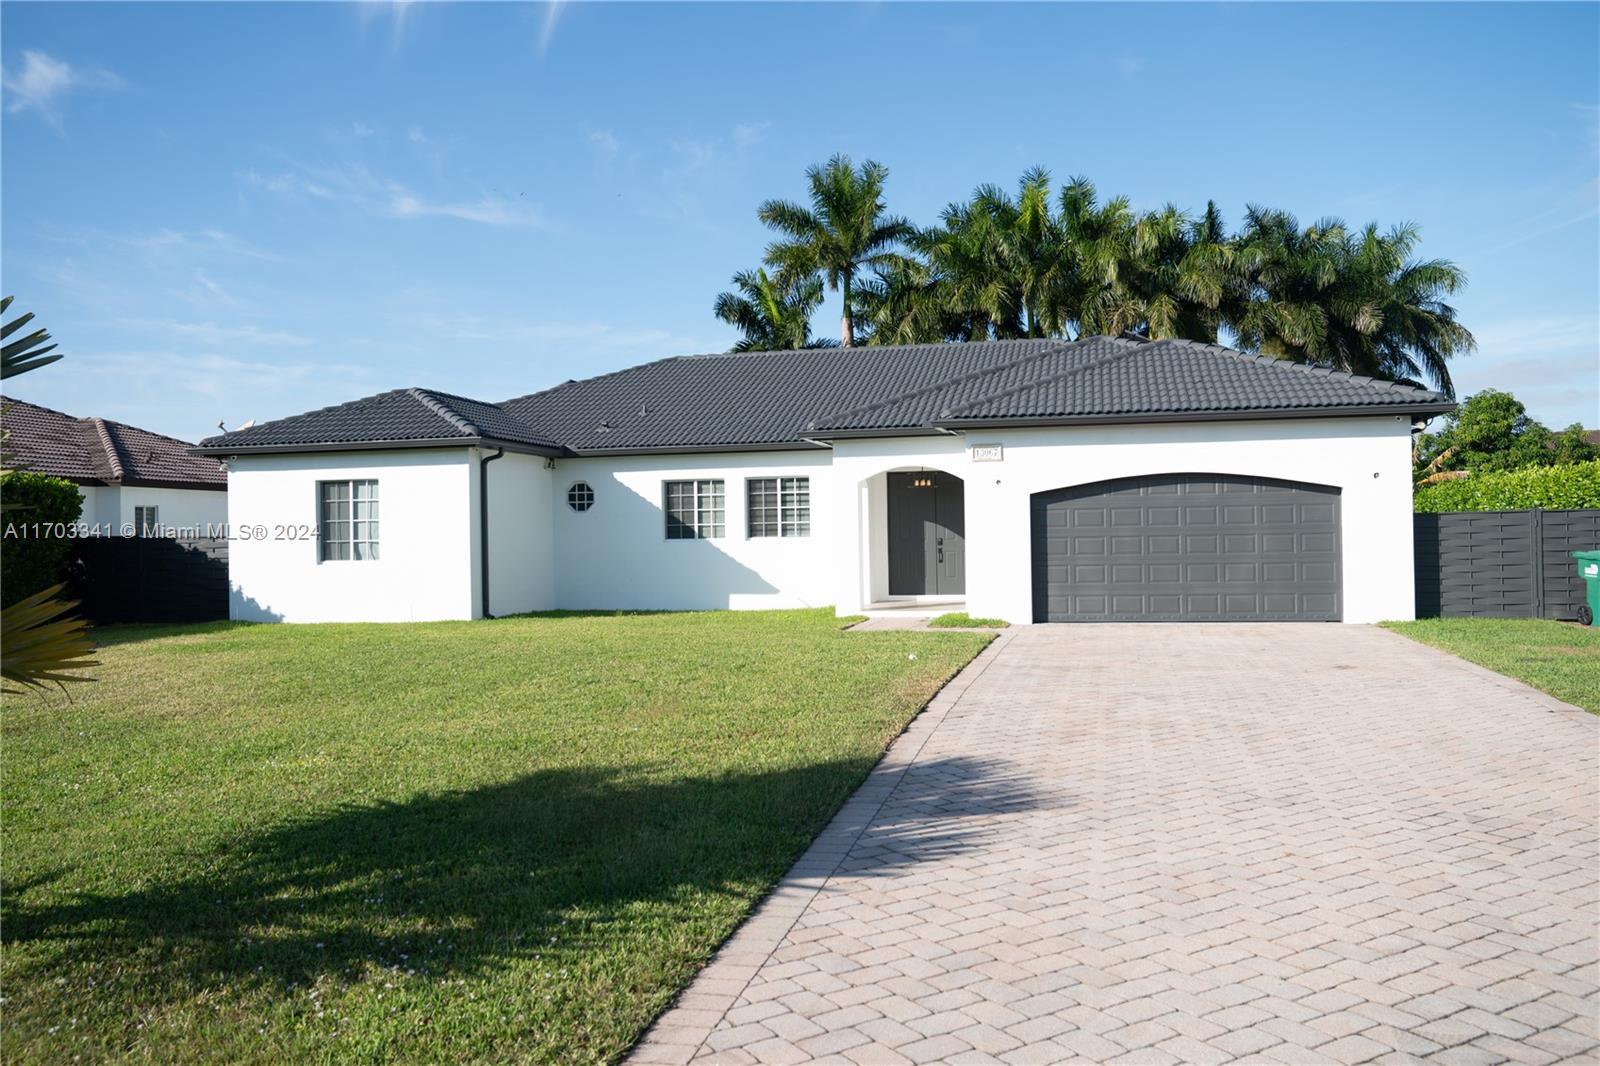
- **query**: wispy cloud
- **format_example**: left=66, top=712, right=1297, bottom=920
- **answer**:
left=241, top=162, right=546, bottom=228
left=1453, top=313, right=1599, bottom=428
left=1465, top=182, right=1599, bottom=258
left=109, top=318, right=315, bottom=348
left=638, top=123, right=776, bottom=228
left=389, top=191, right=544, bottom=227
left=2, top=348, right=380, bottom=441
left=732, top=121, right=772, bottom=148
left=538, top=1, right=568, bottom=58
left=588, top=129, right=621, bottom=159
left=358, top=0, right=416, bottom=51
left=2, top=50, right=124, bottom=128
left=128, top=227, right=283, bottom=262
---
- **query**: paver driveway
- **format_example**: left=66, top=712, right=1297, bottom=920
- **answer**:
left=632, top=625, right=1599, bottom=1065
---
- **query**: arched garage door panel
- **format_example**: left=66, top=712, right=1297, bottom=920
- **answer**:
left=1031, top=474, right=1341, bottom=622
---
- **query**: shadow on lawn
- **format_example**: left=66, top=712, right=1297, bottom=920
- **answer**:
left=6, top=755, right=1053, bottom=997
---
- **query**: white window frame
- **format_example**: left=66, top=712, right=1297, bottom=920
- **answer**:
left=746, top=476, right=810, bottom=538
left=318, top=479, right=380, bottom=562
left=133, top=505, right=159, bottom=537
left=663, top=479, right=725, bottom=540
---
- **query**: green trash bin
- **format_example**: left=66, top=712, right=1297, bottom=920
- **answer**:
left=1576, top=550, right=1600, bottom=627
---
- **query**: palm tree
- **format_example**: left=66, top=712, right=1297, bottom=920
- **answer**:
left=0, top=296, right=97, bottom=693
left=916, top=199, right=1023, bottom=340
left=1324, top=222, right=1473, bottom=394
left=1229, top=210, right=1473, bottom=394
left=1, top=294, right=63, bottom=378
left=712, top=268, right=835, bottom=352
left=1058, top=177, right=1139, bottom=337
left=759, top=155, right=913, bottom=347
left=852, top=252, right=972, bottom=346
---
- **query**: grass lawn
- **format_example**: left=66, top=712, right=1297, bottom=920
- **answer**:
left=1, top=608, right=990, bottom=1064
left=927, top=612, right=1010, bottom=629
left=1382, top=618, right=1600, bottom=714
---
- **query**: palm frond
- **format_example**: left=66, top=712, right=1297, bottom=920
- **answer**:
left=1, top=584, right=99, bottom=694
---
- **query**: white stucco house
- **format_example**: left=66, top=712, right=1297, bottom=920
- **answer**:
left=193, top=335, right=1453, bottom=625
left=2, top=397, right=228, bottom=533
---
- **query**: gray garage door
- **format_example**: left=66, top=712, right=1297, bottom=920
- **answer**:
left=1031, top=474, right=1341, bottom=622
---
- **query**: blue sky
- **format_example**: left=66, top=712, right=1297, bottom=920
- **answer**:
left=3, top=1, right=1596, bottom=443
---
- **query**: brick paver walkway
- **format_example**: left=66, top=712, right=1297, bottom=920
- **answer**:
left=631, top=625, right=1599, bottom=1065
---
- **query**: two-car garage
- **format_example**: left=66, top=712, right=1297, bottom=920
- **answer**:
left=1030, top=473, right=1343, bottom=622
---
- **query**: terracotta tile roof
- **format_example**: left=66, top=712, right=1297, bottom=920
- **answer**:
left=1, top=397, right=226, bottom=489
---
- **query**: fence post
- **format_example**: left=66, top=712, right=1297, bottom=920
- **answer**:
left=1530, top=507, right=1543, bottom=618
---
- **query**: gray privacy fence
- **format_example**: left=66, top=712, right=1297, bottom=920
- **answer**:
left=68, top=535, right=230, bottom=624
left=1414, top=509, right=1600, bottom=619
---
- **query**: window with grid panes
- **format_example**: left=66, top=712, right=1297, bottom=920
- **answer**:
left=319, top=479, right=379, bottom=560
left=746, top=477, right=809, bottom=537
left=663, top=479, right=724, bottom=539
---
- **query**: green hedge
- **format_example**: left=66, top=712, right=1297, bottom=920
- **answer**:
left=1414, top=459, right=1600, bottom=513
left=1, top=471, right=85, bottom=606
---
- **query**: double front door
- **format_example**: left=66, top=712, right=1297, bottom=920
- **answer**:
left=887, top=472, right=966, bottom=596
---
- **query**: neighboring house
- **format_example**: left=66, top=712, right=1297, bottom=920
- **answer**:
left=194, top=335, right=1454, bottom=625
left=1, top=397, right=227, bottom=534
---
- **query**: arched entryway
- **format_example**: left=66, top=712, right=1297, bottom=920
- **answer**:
left=1031, top=472, right=1341, bottom=622
left=886, top=470, right=966, bottom=596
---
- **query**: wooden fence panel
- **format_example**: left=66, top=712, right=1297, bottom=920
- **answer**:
left=68, top=536, right=229, bottom=624
left=1414, top=509, right=1600, bottom=620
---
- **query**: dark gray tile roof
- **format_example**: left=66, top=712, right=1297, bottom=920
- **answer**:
left=2, top=396, right=227, bottom=489
left=497, top=340, right=1053, bottom=451
left=196, top=387, right=561, bottom=452
left=195, top=337, right=1453, bottom=456
left=814, top=336, right=1453, bottom=431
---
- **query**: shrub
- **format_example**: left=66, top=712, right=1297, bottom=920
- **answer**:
left=1414, top=459, right=1600, bottom=513
left=1, top=472, right=85, bottom=606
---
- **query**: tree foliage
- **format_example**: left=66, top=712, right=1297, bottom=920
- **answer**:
left=712, top=268, right=835, bottom=352
left=729, top=161, right=1476, bottom=393
left=1414, top=389, right=1598, bottom=476
left=0, top=296, right=97, bottom=694
left=0, top=472, right=85, bottom=607
left=757, top=154, right=912, bottom=348
left=1, top=295, right=62, bottom=379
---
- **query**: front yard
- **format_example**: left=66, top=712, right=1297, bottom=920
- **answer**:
left=1383, top=617, right=1600, bottom=714
left=1, top=609, right=990, bottom=1064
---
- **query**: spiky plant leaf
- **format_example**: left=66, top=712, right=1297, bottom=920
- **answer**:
left=1, top=296, right=63, bottom=379
left=1, top=584, right=98, bottom=694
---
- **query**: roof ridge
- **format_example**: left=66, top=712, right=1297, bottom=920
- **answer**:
left=679, top=337, right=1057, bottom=362
left=1156, top=339, right=1448, bottom=401
left=408, top=387, right=482, bottom=437
left=200, top=387, right=416, bottom=443
left=1, top=396, right=206, bottom=448
left=936, top=338, right=1147, bottom=419
left=95, top=415, right=206, bottom=450
left=807, top=339, right=1082, bottom=430
left=0, top=395, right=74, bottom=420
left=87, top=416, right=127, bottom=483
left=497, top=338, right=1068, bottom=409
left=497, top=355, right=688, bottom=409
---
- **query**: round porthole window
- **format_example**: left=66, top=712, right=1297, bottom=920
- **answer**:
left=567, top=481, right=595, bottom=512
